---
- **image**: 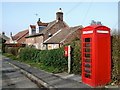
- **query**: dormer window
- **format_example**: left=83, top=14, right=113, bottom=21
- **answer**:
left=48, top=33, right=52, bottom=37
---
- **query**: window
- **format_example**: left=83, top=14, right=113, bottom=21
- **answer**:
left=85, top=59, right=91, bottom=63
left=85, top=38, right=91, bottom=42
left=85, top=43, right=91, bottom=47
left=85, top=48, right=91, bottom=52
left=53, top=44, right=56, bottom=49
left=85, top=69, right=91, bottom=73
left=43, top=44, right=46, bottom=47
left=22, top=42, right=26, bottom=44
left=85, top=74, right=91, bottom=79
left=85, top=64, right=91, bottom=68
left=85, top=54, right=91, bottom=58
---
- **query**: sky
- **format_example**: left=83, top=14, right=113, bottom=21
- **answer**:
left=0, top=1, right=119, bottom=37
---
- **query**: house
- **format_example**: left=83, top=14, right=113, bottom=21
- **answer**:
left=25, top=8, right=69, bottom=49
left=0, top=32, right=9, bottom=43
left=8, top=30, right=29, bottom=43
left=43, top=25, right=83, bottom=50
left=25, top=8, right=83, bottom=50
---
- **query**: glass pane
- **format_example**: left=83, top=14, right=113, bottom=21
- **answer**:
left=85, top=69, right=91, bottom=73
left=85, top=48, right=91, bottom=52
left=85, top=59, right=91, bottom=63
left=85, top=38, right=91, bottom=42
left=85, top=54, right=91, bottom=58
left=85, top=64, right=91, bottom=68
left=85, top=43, right=91, bottom=47
left=85, top=74, right=91, bottom=79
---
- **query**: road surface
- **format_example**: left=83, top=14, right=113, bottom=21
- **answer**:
left=1, top=55, right=40, bottom=88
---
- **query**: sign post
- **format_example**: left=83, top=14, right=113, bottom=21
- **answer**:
left=68, top=45, right=71, bottom=73
left=64, top=45, right=71, bottom=73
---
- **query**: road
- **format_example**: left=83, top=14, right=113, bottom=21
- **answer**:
left=1, top=55, right=40, bottom=88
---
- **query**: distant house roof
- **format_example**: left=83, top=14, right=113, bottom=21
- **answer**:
left=40, top=20, right=69, bottom=34
left=25, top=21, right=55, bottom=38
left=36, top=18, right=49, bottom=26
left=25, top=33, right=43, bottom=38
left=30, top=25, right=36, bottom=29
left=26, top=20, right=69, bottom=38
left=39, top=20, right=56, bottom=34
left=43, top=25, right=83, bottom=44
left=37, top=22, right=49, bottom=26
left=12, top=29, right=29, bottom=41
left=0, top=33, right=9, bottom=41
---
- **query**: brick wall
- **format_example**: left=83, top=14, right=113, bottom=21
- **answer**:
left=36, top=36, right=43, bottom=49
left=26, top=37, right=35, bottom=46
left=26, top=36, right=44, bottom=50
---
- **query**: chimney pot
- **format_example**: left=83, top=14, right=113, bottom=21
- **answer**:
left=56, top=8, right=63, bottom=21
left=2, top=32, right=5, bottom=35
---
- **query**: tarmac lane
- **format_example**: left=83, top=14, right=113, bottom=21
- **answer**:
left=1, top=55, right=39, bottom=89
left=1, top=55, right=91, bottom=89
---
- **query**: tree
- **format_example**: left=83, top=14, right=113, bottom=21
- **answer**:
left=90, top=20, right=96, bottom=25
left=90, top=20, right=103, bottom=25
left=96, top=21, right=102, bottom=25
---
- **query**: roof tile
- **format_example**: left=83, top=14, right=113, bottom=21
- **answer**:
left=44, top=25, right=83, bottom=44
left=12, top=30, right=29, bottom=41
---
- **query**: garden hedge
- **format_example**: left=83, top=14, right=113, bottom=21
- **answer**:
left=111, top=35, right=120, bottom=85
left=4, top=47, right=20, bottom=56
left=70, top=40, right=82, bottom=74
left=19, top=47, right=68, bottom=70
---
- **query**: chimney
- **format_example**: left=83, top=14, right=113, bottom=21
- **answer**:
left=38, top=18, right=41, bottom=22
left=10, top=32, right=12, bottom=37
left=56, top=8, right=63, bottom=21
left=2, top=32, right=5, bottom=35
left=37, top=18, right=42, bottom=25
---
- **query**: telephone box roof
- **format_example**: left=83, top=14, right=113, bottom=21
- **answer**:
left=83, top=25, right=110, bottom=30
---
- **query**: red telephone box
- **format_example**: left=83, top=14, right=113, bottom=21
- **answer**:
left=64, top=46, right=68, bottom=56
left=81, top=25, right=111, bottom=87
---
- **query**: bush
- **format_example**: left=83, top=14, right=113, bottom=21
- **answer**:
left=2, top=43, right=5, bottom=53
left=19, top=47, right=40, bottom=61
left=41, top=47, right=67, bottom=68
left=111, top=35, right=120, bottom=84
left=19, top=47, right=67, bottom=70
left=4, top=47, right=20, bottom=56
left=70, top=40, right=82, bottom=74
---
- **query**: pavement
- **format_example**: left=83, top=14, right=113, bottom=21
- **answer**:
left=2, top=57, right=39, bottom=88
left=2, top=55, right=119, bottom=89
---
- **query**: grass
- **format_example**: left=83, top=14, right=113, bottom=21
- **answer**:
left=2, top=53, right=63, bottom=73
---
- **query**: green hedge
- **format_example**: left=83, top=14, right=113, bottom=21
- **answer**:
left=70, top=40, right=82, bottom=74
left=19, top=47, right=67, bottom=70
left=18, top=47, right=40, bottom=61
left=111, top=35, right=120, bottom=84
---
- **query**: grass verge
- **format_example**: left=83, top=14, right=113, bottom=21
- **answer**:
left=2, top=53, right=63, bottom=73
